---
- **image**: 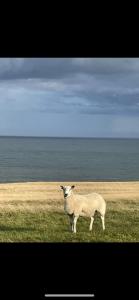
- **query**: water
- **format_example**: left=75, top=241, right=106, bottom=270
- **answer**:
left=0, top=136, right=139, bottom=182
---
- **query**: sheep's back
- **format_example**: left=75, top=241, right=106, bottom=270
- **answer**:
left=76, top=192, right=106, bottom=211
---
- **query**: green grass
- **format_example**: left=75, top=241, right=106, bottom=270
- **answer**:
left=0, top=208, right=139, bottom=242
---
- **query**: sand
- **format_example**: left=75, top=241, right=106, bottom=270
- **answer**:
left=0, top=181, right=139, bottom=212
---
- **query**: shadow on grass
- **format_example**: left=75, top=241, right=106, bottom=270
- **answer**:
left=0, top=226, right=37, bottom=232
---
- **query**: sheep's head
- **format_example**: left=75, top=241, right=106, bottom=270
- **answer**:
left=60, top=185, right=75, bottom=198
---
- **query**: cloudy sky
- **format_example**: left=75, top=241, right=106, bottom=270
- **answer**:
left=0, top=57, right=139, bottom=137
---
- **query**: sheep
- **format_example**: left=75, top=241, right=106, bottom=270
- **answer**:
left=60, top=185, right=106, bottom=233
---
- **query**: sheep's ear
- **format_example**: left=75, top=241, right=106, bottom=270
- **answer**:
left=71, top=185, right=75, bottom=189
left=60, top=186, right=63, bottom=189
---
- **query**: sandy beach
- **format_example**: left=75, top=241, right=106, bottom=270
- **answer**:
left=0, top=181, right=139, bottom=212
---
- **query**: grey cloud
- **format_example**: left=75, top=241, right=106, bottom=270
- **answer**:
left=0, top=58, right=76, bottom=80
left=0, top=58, right=139, bottom=80
left=0, top=58, right=139, bottom=116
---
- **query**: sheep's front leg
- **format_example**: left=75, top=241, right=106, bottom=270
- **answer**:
left=73, top=215, right=79, bottom=233
left=69, top=214, right=74, bottom=232
left=89, top=216, right=94, bottom=231
left=101, top=215, right=105, bottom=230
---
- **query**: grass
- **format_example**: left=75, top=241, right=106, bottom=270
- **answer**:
left=0, top=205, right=139, bottom=242
left=0, top=181, right=139, bottom=242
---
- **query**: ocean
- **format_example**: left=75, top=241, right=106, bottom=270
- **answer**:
left=0, top=136, right=139, bottom=182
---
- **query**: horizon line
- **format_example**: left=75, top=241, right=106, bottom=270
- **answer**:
left=44, top=294, right=95, bottom=298
left=0, top=134, right=138, bottom=139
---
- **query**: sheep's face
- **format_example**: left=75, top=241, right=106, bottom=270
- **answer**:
left=60, top=185, right=75, bottom=198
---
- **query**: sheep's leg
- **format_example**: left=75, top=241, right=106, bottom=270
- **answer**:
left=69, top=214, right=74, bottom=232
left=89, top=216, right=94, bottom=231
left=101, top=215, right=105, bottom=230
left=73, top=215, right=79, bottom=233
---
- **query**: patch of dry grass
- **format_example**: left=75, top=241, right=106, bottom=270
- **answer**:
left=0, top=181, right=139, bottom=212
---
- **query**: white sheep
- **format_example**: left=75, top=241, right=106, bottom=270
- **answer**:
left=60, top=185, right=106, bottom=233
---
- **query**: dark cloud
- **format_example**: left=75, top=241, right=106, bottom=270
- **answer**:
left=0, top=58, right=139, bottom=137
left=0, top=58, right=76, bottom=80
left=0, top=58, right=139, bottom=116
left=0, top=58, right=139, bottom=80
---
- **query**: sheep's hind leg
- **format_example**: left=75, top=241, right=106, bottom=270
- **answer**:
left=73, top=215, right=79, bottom=233
left=101, top=215, right=105, bottom=230
left=89, top=216, right=94, bottom=231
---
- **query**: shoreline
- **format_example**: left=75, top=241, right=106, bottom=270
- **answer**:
left=0, top=179, right=139, bottom=184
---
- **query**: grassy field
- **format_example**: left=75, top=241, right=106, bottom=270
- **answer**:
left=0, top=181, right=139, bottom=242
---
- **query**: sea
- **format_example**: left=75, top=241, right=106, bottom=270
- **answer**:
left=0, top=136, right=139, bottom=183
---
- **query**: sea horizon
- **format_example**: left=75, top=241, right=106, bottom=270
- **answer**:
left=0, top=135, right=139, bottom=140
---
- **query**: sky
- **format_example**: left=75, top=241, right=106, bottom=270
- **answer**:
left=0, top=57, right=139, bottom=138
